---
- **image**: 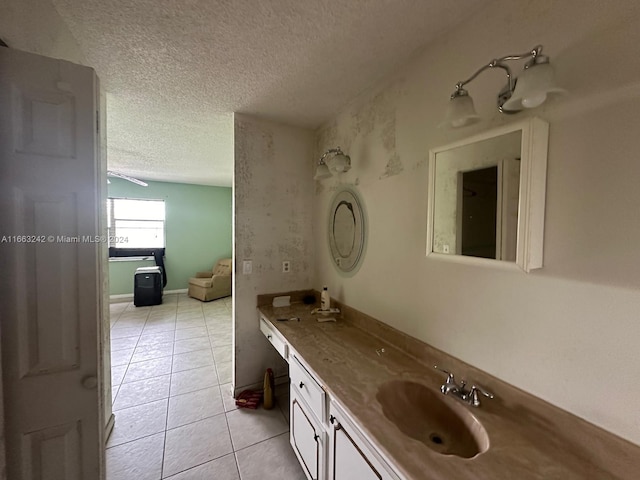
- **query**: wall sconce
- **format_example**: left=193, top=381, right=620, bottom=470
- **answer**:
left=442, top=45, right=565, bottom=128
left=314, top=147, right=351, bottom=180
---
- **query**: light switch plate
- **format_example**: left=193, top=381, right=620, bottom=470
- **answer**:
left=242, top=260, right=252, bottom=275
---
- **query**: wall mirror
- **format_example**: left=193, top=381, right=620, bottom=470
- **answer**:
left=426, top=117, right=549, bottom=272
left=329, top=187, right=366, bottom=273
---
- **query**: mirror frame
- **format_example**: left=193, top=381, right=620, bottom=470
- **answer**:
left=328, top=186, right=367, bottom=274
left=426, top=117, right=549, bottom=272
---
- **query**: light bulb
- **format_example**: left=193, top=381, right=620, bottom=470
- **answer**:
left=522, top=92, right=547, bottom=109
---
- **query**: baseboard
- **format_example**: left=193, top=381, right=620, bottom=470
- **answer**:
left=109, top=289, right=188, bottom=303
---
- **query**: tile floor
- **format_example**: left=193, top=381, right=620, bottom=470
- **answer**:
left=108, top=293, right=304, bottom=480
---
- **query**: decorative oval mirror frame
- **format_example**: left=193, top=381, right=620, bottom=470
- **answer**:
left=328, top=187, right=367, bottom=274
left=426, top=117, right=549, bottom=273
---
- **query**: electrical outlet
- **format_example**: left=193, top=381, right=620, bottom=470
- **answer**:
left=282, top=260, right=290, bottom=273
left=242, top=260, right=252, bottom=275
left=443, top=244, right=450, bottom=253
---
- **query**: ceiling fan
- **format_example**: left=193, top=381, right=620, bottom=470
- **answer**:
left=107, top=170, right=148, bottom=187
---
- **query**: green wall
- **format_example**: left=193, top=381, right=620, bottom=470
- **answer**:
left=108, top=178, right=232, bottom=295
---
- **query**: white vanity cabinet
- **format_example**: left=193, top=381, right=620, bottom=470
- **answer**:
left=289, top=354, right=327, bottom=480
left=259, top=315, right=289, bottom=361
left=257, top=314, right=402, bottom=480
left=328, top=402, right=401, bottom=480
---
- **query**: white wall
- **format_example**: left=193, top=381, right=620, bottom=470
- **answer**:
left=233, top=114, right=315, bottom=391
left=314, top=0, right=640, bottom=445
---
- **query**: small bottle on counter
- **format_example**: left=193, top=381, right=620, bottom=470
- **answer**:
left=321, top=286, right=330, bottom=310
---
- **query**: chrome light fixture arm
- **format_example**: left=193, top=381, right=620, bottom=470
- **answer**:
left=450, top=45, right=546, bottom=112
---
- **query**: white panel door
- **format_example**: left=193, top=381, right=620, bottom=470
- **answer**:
left=332, top=425, right=381, bottom=480
left=291, top=397, right=322, bottom=480
left=0, top=47, right=103, bottom=479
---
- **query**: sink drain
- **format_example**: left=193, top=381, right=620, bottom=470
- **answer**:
left=429, top=433, right=444, bottom=445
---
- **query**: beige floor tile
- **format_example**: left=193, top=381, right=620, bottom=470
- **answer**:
left=123, top=356, right=173, bottom=384
left=111, top=336, right=140, bottom=351
left=226, top=406, right=289, bottom=451
left=212, top=345, right=232, bottom=364
left=216, top=361, right=232, bottom=384
left=111, top=326, right=144, bottom=339
left=174, top=326, right=208, bottom=341
left=176, top=310, right=204, bottom=321
left=167, top=387, right=224, bottom=429
left=162, top=454, right=239, bottom=480
left=173, top=337, right=211, bottom=355
left=204, top=315, right=231, bottom=327
left=207, top=323, right=232, bottom=337
left=111, top=348, right=134, bottom=367
left=138, top=331, right=176, bottom=346
left=145, top=316, right=176, bottom=326
left=113, top=375, right=171, bottom=411
left=175, top=319, right=206, bottom=330
left=235, top=433, right=305, bottom=480
left=107, top=399, right=168, bottom=448
left=162, top=415, right=233, bottom=478
left=143, top=322, right=177, bottom=334
left=106, top=432, right=165, bottom=480
left=111, top=364, right=128, bottom=387
left=170, top=365, right=219, bottom=397
left=172, top=349, right=214, bottom=373
left=113, top=318, right=147, bottom=329
left=210, top=331, right=232, bottom=348
left=132, top=342, right=174, bottom=363
left=119, top=311, right=149, bottom=320
left=110, top=302, right=129, bottom=314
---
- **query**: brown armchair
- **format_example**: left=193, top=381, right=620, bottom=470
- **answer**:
left=187, top=258, right=232, bottom=301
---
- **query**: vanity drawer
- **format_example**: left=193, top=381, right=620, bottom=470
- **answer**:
left=290, top=354, right=325, bottom=423
left=260, top=316, right=288, bottom=361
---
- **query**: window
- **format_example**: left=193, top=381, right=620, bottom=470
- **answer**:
left=107, top=198, right=165, bottom=254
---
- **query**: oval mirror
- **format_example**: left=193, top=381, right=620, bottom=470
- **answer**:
left=328, top=188, right=366, bottom=273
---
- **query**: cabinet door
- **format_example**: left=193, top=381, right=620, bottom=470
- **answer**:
left=332, top=423, right=382, bottom=480
left=291, top=397, right=324, bottom=480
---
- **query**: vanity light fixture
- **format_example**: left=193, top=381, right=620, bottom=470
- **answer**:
left=314, top=147, right=351, bottom=180
left=442, top=45, right=565, bottom=128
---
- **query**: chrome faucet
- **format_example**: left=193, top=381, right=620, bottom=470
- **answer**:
left=433, top=365, right=494, bottom=407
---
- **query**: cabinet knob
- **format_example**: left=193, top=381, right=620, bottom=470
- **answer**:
left=299, top=381, right=304, bottom=388
left=267, top=334, right=272, bottom=339
left=329, top=415, right=336, bottom=424
left=314, top=434, right=320, bottom=442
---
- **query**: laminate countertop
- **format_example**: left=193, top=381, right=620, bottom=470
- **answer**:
left=258, top=300, right=640, bottom=480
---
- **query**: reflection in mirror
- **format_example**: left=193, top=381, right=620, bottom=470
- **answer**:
left=329, top=188, right=366, bottom=273
left=427, top=117, right=549, bottom=272
left=433, top=130, right=521, bottom=261
left=333, top=201, right=356, bottom=257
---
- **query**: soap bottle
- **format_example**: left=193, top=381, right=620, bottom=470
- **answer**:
left=321, top=286, right=330, bottom=311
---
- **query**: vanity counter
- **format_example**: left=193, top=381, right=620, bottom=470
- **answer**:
left=258, top=299, right=639, bottom=480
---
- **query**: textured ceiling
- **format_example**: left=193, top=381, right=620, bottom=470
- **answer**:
left=51, top=0, right=487, bottom=186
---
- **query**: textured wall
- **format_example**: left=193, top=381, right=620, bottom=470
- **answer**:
left=234, top=114, right=314, bottom=392
left=314, top=0, right=640, bottom=445
left=108, top=178, right=232, bottom=294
